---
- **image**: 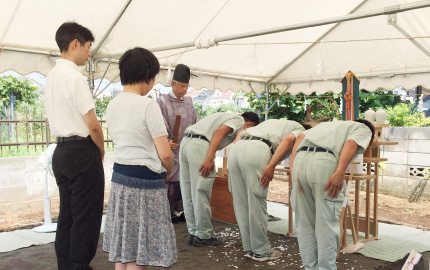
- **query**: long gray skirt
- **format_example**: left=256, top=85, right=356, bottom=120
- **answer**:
left=103, top=179, right=177, bottom=267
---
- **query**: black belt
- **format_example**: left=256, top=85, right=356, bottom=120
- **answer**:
left=57, top=135, right=91, bottom=143
left=300, top=146, right=334, bottom=155
left=184, top=133, right=209, bottom=142
left=241, top=136, right=274, bottom=154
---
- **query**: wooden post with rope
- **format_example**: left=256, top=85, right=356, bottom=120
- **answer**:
left=341, top=71, right=360, bottom=121
left=338, top=71, right=362, bottom=254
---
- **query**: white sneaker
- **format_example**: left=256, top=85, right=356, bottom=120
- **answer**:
left=251, top=250, right=281, bottom=262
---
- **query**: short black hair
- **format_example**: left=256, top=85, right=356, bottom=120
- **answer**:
left=119, top=47, right=160, bottom=85
left=354, top=119, right=375, bottom=145
left=241, top=111, right=260, bottom=126
left=301, top=123, right=312, bottom=130
left=55, top=22, right=94, bottom=52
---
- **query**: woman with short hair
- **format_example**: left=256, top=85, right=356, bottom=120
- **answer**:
left=103, top=47, right=177, bottom=270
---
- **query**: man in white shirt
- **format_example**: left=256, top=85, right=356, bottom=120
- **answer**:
left=45, top=22, right=105, bottom=270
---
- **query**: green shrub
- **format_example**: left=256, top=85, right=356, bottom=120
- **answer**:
left=386, top=103, right=430, bottom=127
left=194, top=103, right=249, bottom=119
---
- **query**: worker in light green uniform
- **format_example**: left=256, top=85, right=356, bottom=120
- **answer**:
left=228, top=119, right=306, bottom=261
left=290, top=120, right=374, bottom=270
left=179, top=112, right=260, bottom=247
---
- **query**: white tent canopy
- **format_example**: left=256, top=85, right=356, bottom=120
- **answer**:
left=1, top=0, right=429, bottom=95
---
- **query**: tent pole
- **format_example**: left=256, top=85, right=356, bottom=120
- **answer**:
left=95, top=74, right=120, bottom=99
left=390, top=21, right=430, bottom=58
left=88, top=61, right=95, bottom=95
left=91, top=0, right=133, bottom=57
left=93, top=58, right=112, bottom=97
left=265, top=84, right=269, bottom=121
left=273, top=68, right=430, bottom=84
left=89, top=0, right=133, bottom=96
left=94, top=58, right=267, bottom=84
left=99, top=1, right=430, bottom=58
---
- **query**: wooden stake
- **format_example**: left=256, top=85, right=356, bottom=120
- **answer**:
left=288, top=169, right=294, bottom=236
left=173, top=115, right=181, bottom=143
left=339, top=162, right=364, bottom=254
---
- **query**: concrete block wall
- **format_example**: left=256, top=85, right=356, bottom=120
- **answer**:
left=380, top=127, right=430, bottom=200
left=0, top=153, right=115, bottom=215
left=2, top=127, right=430, bottom=215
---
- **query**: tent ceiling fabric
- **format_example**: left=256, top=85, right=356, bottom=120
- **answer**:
left=274, top=0, right=430, bottom=95
left=0, top=0, right=429, bottom=94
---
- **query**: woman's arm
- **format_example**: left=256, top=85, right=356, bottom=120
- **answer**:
left=153, top=135, right=174, bottom=179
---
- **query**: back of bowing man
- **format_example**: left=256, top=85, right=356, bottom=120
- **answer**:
left=228, top=119, right=309, bottom=262
left=290, top=119, right=374, bottom=270
left=179, top=111, right=260, bottom=247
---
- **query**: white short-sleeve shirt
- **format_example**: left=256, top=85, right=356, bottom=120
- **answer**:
left=45, top=59, right=95, bottom=137
left=106, top=92, right=168, bottom=173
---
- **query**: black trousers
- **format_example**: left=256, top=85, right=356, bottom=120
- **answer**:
left=52, top=139, right=105, bottom=270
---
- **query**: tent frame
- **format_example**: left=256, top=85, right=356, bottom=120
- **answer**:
left=2, top=0, right=429, bottom=99
left=97, top=1, right=430, bottom=58
left=90, top=0, right=430, bottom=92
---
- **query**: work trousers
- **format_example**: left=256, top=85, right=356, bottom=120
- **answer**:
left=291, top=150, right=344, bottom=270
left=179, top=137, right=214, bottom=239
left=228, top=140, right=272, bottom=256
left=52, top=139, right=105, bottom=270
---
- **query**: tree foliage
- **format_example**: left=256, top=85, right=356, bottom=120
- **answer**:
left=359, top=89, right=402, bottom=113
left=244, top=87, right=403, bottom=122
left=95, top=96, right=114, bottom=117
left=246, top=92, right=304, bottom=121
left=193, top=103, right=249, bottom=119
left=306, top=93, right=341, bottom=120
left=0, top=75, right=39, bottom=117
left=386, top=102, right=430, bottom=127
left=245, top=90, right=340, bottom=122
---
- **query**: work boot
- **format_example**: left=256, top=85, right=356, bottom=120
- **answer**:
left=187, top=234, right=194, bottom=245
left=192, top=236, right=222, bottom=247
left=244, top=251, right=253, bottom=258
left=251, top=249, right=281, bottom=262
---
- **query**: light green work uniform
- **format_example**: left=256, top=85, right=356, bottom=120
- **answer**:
left=228, top=119, right=304, bottom=255
left=179, top=112, right=244, bottom=239
left=291, top=121, right=371, bottom=270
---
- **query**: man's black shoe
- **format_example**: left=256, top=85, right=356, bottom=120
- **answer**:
left=192, top=236, right=222, bottom=247
left=178, top=212, right=186, bottom=222
left=187, top=234, right=194, bottom=245
left=171, top=214, right=179, bottom=224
